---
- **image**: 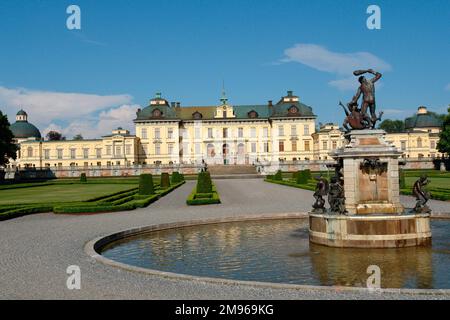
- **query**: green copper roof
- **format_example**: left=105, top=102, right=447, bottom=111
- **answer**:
left=405, top=112, right=443, bottom=129
left=17, top=109, right=27, bottom=116
left=10, top=121, right=41, bottom=139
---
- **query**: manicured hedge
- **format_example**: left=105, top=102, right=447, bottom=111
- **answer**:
left=265, top=177, right=315, bottom=191
left=80, top=173, right=87, bottom=183
left=0, top=205, right=54, bottom=221
left=171, top=171, right=184, bottom=183
left=160, top=172, right=171, bottom=188
left=273, top=170, right=283, bottom=181
left=186, top=184, right=221, bottom=205
left=54, top=181, right=185, bottom=214
left=399, top=169, right=406, bottom=189
left=139, top=174, right=154, bottom=195
left=197, top=171, right=212, bottom=193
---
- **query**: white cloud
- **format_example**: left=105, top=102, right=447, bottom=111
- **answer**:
left=282, top=43, right=392, bottom=75
left=281, top=43, right=391, bottom=91
left=0, top=86, right=132, bottom=128
left=43, top=104, right=139, bottom=139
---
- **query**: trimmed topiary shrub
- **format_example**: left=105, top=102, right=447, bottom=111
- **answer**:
left=139, top=174, right=154, bottom=195
left=171, top=171, right=182, bottom=183
left=80, top=173, right=87, bottom=183
left=160, top=172, right=171, bottom=189
left=197, top=171, right=212, bottom=193
left=273, top=170, right=283, bottom=181
left=303, top=169, right=312, bottom=181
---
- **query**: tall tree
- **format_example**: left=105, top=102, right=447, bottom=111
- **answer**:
left=378, top=119, right=405, bottom=133
left=46, top=131, right=66, bottom=141
left=73, top=134, right=83, bottom=140
left=437, top=107, right=450, bottom=156
left=0, top=111, right=19, bottom=166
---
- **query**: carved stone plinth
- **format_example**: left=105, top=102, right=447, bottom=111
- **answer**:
left=330, top=129, right=404, bottom=215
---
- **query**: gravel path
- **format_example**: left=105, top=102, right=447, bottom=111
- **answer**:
left=0, top=179, right=449, bottom=300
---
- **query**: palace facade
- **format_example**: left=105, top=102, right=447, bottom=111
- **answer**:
left=6, top=91, right=445, bottom=172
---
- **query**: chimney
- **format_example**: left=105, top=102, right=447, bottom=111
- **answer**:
left=287, top=90, right=293, bottom=97
left=268, top=100, right=273, bottom=107
left=176, top=102, right=181, bottom=108
left=171, top=102, right=176, bottom=108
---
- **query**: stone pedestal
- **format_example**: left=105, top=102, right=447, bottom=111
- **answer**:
left=331, top=130, right=404, bottom=215
left=309, top=129, right=432, bottom=248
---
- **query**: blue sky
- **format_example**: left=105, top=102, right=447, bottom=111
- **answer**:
left=0, top=0, right=449, bottom=138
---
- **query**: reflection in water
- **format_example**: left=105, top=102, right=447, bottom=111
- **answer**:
left=101, top=219, right=450, bottom=289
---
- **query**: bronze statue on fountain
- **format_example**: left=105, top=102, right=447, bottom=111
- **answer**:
left=340, top=69, right=384, bottom=132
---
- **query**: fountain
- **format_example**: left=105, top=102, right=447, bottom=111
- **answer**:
left=309, top=69, right=432, bottom=248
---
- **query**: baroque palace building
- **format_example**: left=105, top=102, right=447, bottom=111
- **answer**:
left=6, top=91, right=445, bottom=173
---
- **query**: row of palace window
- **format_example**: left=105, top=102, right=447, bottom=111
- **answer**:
left=140, top=125, right=310, bottom=140
left=27, top=145, right=133, bottom=159
left=321, top=140, right=339, bottom=150
left=399, top=139, right=437, bottom=151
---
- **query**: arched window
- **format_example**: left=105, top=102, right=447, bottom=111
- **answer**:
left=417, top=137, right=422, bottom=148
left=248, top=110, right=259, bottom=119
left=152, top=109, right=162, bottom=118
left=288, top=105, right=299, bottom=115
left=192, top=111, right=203, bottom=120
left=207, top=144, right=215, bottom=158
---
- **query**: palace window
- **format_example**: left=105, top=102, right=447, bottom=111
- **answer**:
left=57, top=149, right=63, bottom=159
left=207, top=128, right=213, bottom=139
left=278, top=125, right=284, bottom=136
left=192, top=111, right=203, bottom=120
left=430, top=140, right=436, bottom=149
left=70, top=149, right=76, bottom=159
left=401, top=141, right=406, bottom=151
left=264, top=142, right=269, bottom=153
left=152, top=109, right=162, bottom=118
left=96, top=148, right=102, bottom=158
left=291, top=125, right=297, bottom=136
left=115, top=146, right=121, bottom=156
left=263, top=127, right=268, bottom=138
left=223, top=128, right=228, bottom=138
left=195, top=143, right=201, bottom=154
left=125, top=145, right=131, bottom=155
left=417, top=138, right=423, bottom=148
left=332, top=140, right=337, bottom=149
left=141, top=128, right=147, bottom=139
left=251, top=143, right=256, bottom=153
left=279, top=141, right=285, bottom=152
left=155, top=144, right=161, bottom=155
left=106, top=146, right=112, bottom=155
left=323, top=141, right=328, bottom=150
left=304, top=141, right=311, bottom=151
left=292, top=141, right=297, bottom=152
left=44, top=149, right=50, bottom=160
left=195, top=127, right=201, bottom=139
left=167, top=128, right=174, bottom=139
left=83, top=148, right=89, bottom=159
left=238, top=127, right=244, bottom=138
left=304, top=125, right=309, bottom=135
left=248, top=110, right=259, bottom=119
left=155, top=128, right=161, bottom=139
left=27, top=147, right=33, bottom=158
left=250, top=127, right=256, bottom=138
left=168, top=144, right=174, bottom=155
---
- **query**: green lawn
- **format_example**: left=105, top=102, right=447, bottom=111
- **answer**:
left=405, top=176, right=450, bottom=189
left=0, top=183, right=135, bottom=205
